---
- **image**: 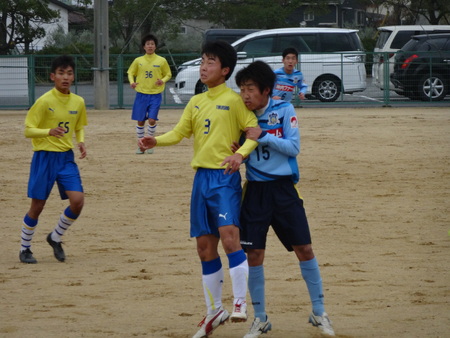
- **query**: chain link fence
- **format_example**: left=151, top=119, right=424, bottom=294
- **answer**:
left=0, top=52, right=449, bottom=110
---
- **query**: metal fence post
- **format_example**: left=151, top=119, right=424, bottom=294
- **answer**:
left=27, top=55, right=35, bottom=108
left=117, top=55, right=124, bottom=108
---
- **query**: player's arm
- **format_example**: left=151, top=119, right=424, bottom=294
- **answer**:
left=160, top=60, right=172, bottom=83
left=298, top=76, right=308, bottom=100
left=258, top=110, right=299, bottom=157
left=24, top=101, right=64, bottom=138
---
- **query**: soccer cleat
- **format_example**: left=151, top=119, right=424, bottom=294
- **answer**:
left=244, top=317, right=272, bottom=338
left=19, top=248, right=37, bottom=264
left=192, top=307, right=229, bottom=338
left=146, top=148, right=154, bottom=154
left=309, top=312, right=335, bottom=336
left=136, top=148, right=145, bottom=154
left=46, top=233, right=66, bottom=262
left=230, top=300, right=247, bottom=322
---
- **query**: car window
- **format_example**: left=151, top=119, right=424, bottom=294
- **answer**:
left=443, top=38, right=450, bottom=51
left=401, top=39, right=420, bottom=51
left=319, top=33, right=355, bottom=52
left=427, top=38, right=449, bottom=50
left=375, top=31, right=392, bottom=49
left=276, top=35, right=311, bottom=53
left=235, top=37, right=274, bottom=55
left=391, top=31, right=417, bottom=49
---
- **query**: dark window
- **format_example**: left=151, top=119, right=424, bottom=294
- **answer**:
left=276, top=35, right=311, bottom=53
left=376, top=31, right=392, bottom=49
left=235, top=37, right=275, bottom=55
left=319, top=33, right=356, bottom=52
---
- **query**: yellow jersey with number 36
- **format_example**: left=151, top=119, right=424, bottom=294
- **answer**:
left=24, top=88, right=88, bottom=152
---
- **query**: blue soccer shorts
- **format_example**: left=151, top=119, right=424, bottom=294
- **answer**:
left=190, top=168, right=242, bottom=238
left=28, top=150, right=83, bottom=200
left=131, top=92, right=162, bottom=122
left=240, top=178, right=312, bottom=252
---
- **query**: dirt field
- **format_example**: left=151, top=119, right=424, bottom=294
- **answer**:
left=0, top=107, right=449, bottom=338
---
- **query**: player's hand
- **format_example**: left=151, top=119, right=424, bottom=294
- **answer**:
left=78, top=142, right=87, bottom=159
left=221, top=153, right=244, bottom=174
left=299, top=93, right=305, bottom=100
left=49, top=126, right=66, bottom=138
left=138, top=136, right=156, bottom=151
left=131, top=82, right=138, bottom=89
left=272, top=95, right=281, bottom=100
left=155, top=79, right=164, bottom=86
left=244, top=126, right=262, bottom=141
left=230, top=141, right=241, bottom=153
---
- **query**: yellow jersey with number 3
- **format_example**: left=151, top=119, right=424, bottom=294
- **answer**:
left=156, top=83, right=258, bottom=169
left=24, top=88, right=88, bottom=152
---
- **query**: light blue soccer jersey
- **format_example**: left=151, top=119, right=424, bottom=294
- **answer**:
left=245, top=99, right=300, bottom=183
left=272, top=67, right=308, bottom=102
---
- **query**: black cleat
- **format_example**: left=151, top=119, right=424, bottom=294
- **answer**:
left=20, top=248, right=37, bottom=264
left=46, top=233, right=66, bottom=262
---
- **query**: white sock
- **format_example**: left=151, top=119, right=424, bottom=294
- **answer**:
left=147, top=124, right=157, bottom=136
left=229, top=259, right=249, bottom=303
left=202, top=268, right=224, bottom=315
left=136, top=125, right=144, bottom=138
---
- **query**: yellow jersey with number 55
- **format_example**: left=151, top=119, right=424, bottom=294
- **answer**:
left=24, top=88, right=88, bottom=152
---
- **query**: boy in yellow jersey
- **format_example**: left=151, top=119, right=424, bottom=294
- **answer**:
left=19, top=55, right=88, bottom=264
left=128, top=34, right=172, bottom=154
left=138, top=41, right=258, bottom=338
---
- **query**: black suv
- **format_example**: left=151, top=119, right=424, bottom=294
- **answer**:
left=390, top=33, right=450, bottom=101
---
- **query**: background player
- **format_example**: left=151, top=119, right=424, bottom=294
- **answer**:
left=234, top=61, right=335, bottom=336
left=20, top=55, right=88, bottom=264
left=272, top=47, right=307, bottom=103
left=128, top=33, right=172, bottom=154
left=138, top=41, right=259, bottom=338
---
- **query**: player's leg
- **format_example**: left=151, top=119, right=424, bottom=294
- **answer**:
left=19, top=198, right=47, bottom=263
left=193, top=235, right=230, bottom=338
left=146, top=93, right=162, bottom=137
left=47, top=153, right=84, bottom=262
left=131, top=93, right=148, bottom=153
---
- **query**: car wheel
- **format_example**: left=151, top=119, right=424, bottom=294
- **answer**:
left=418, top=73, right=448, bottom=101
left=195, top=79, right=208, bottom=95
left=313, top=76, right=341, bottom=102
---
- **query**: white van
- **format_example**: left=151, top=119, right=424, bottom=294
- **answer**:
left=372, top=25, right=450, bottom=90
left=175, top=27, right=366, bottom=102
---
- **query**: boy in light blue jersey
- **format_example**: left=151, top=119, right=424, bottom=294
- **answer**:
left=139, top=41, right=258, bottom=338
left=20, top=55, right=88, bottom=264
left=272, top=47, right=307, bottom=103
left=128, top=34, right=172, bottom=154
left=234, top=61, right=335, bottom=337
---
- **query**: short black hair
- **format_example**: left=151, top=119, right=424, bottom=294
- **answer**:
left=282, top=47, right=299, bottom=59
left=51, top=55, right=75, bottom=73
left=235, top=61, right=276, bottom=96
left=142, top=34, right=158, bottom=47
left=201, top=40, right=237, bottom=80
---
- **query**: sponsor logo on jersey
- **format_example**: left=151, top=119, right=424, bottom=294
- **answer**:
left=216, top=105, right=230, bottom=111
left=267, top=127, right=283, bottom=138
left=153, top=65, right=161, bottom=68
left=48, top=108, right=55, bottom=113
left=275, top=84, right=294, bottom=92
left=69, top=110, right=78, bottom=115
left=290, top=116, right=298, bottom=128
left=268, top=112, right=280, bottom=126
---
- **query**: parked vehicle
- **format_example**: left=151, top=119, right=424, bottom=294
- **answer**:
left=175, top=27, right=366, bottom=102
left=390, top=33, right=450, bottom=101
left=372, top=25, right=450, bottom=91
left=204, top=29, right=260, bottom=44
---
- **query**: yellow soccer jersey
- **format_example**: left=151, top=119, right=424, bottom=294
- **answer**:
left=127, top=53, right=172, bottom=94
left=24, top=88, right=88, bottom=152
left=156, top=83, right=258, bottom=169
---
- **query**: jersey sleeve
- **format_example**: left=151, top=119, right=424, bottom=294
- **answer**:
left=155, top=99, right=193, bottom=146
left=258, top=106, right=300, bottom=157
left=127, top=58, right=138, bottom=84
left=160, top=59, right=172, bottom=83
left=24, top=99, right=51, bottom=138
left=235, top=98, right=259, bottom=158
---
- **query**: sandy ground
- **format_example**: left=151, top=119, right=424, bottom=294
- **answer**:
left=0, top=107, right=449, bottom=338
